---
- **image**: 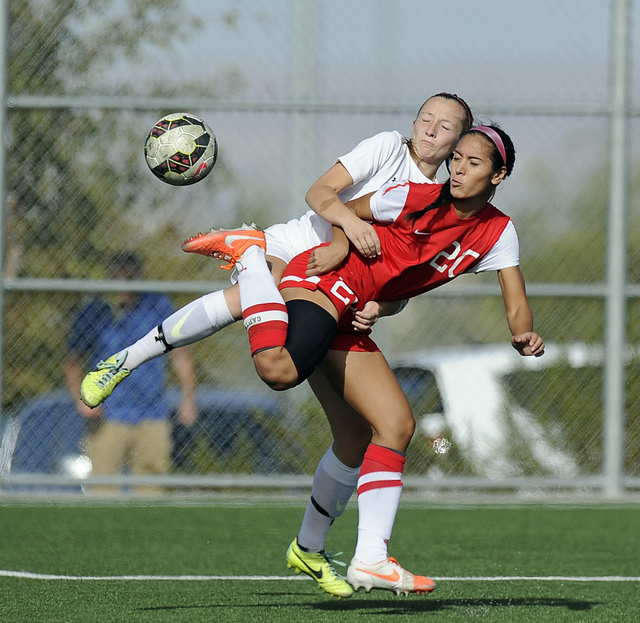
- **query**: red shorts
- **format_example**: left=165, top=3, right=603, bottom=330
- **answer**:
left=279, top=246, right=358, bottom=317
left=331, top=332, right=380, bottom=352
left=280, top=246, right=380, bottom=353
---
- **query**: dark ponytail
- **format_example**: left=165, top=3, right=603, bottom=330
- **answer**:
left=403, top=181, right=452, bottom=225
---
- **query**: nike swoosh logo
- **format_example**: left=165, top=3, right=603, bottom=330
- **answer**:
left=225, top=234, right=261, bottom=245
left=171, top=307, right=196, bottom=339
left=335, top=500, right=347, bottom=514
left=300, top=559, right=323, bottom=580
left=357, top=567, right=400, bottom=582
left=414, top=229, right=430, bottom=236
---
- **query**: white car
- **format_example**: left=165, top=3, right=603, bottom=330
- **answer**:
left=391, top=342, right=606, bottom=479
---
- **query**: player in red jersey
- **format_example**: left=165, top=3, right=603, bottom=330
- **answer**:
left=81, top=92, right=474, bottom=599
left=277, top=179, right=512, bottom=330
left=182, top=125, right=545, bottom=595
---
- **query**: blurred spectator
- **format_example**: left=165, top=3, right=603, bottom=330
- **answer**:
left=63, top=252, right=197, bottom=495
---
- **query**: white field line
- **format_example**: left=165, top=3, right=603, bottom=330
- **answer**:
left=1, top=570, right=639, bottom=582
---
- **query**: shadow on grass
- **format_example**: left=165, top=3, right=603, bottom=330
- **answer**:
left=315, top=596, right=601, bottom=613
left=139, top=595, right=600, bottom=614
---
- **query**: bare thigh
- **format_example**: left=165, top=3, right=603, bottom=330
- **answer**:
left=308, top=367, right=372, bottom=468
left=318, top=349, right=415, bottom=454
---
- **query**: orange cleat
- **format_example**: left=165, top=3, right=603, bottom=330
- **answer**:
left=181, top=223, right=266, bottom=269
left=346, top=556, right=436, bottom=596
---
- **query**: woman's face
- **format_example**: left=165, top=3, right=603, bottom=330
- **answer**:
left=449, top=133, right=506, bottom=200
left=411, top=97, right=467, bottom=166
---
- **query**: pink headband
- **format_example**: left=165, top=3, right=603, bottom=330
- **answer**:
left=473, top=126, right=507, bottom=167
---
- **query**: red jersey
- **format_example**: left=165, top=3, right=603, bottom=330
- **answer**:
left=281, top=182, right=514, bottom=326
left=347, top=182, right=512, bottom=302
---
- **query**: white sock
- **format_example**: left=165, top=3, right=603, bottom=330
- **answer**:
left=353, top=444, right=405, bottom=565
left=297, top=447, right=360, bottom=553
left=163, top=290, right=236, bottom=348
left=236, top=246, right=282, bottom=312
left=354, top=484, right=403, bottom=564
left=236, top=245, right=288, bottom=354
left=117, top=290, right=235, bottom=370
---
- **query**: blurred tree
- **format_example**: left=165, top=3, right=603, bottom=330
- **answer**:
left=6, top=0, right=207, bottom=278
left=3, top=0, right=232, bottom=404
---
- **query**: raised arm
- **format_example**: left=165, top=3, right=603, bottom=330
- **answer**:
left=497, top=265, right=545, bottom=357
left=306, top=188, right=378, bottom=276
left=305, top=161, right=381, bottom=257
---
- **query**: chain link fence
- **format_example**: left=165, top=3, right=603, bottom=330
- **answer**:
left=1, top=0, right=639, bottom=495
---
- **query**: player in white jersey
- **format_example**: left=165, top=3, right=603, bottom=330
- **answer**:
left=262, top=128, right=438, bottom=264
left=80, top=93, right=471, bottom=397
left=181, top=125, right=545, bottom=597
left=80, top=93, right=474, bottom=598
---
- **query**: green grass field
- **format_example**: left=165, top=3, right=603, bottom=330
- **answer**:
left=0, top=498, right=638, bottom=622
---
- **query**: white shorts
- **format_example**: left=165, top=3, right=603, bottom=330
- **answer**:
left=230, top=210, right=333, bottom=283
left=264, top=210, right=333, bottom=263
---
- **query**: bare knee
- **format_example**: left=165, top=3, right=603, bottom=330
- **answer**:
left=253, top=349, right=299, bottom=391
left=401, top=416, right=417, bottom=447
left=373, top=413, right=416, bottom=453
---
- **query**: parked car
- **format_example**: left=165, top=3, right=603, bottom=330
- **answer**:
left=0, top=385, right=287, bottom=491
left=391, top=342, right=609, bottom=478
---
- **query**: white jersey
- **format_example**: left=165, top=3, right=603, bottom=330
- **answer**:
left=338, top=130, right=435, bottom=201
left=265, top=131, right=435, bottom=263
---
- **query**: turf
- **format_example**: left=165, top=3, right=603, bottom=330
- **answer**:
left=0, top=499, right=638, bottom=622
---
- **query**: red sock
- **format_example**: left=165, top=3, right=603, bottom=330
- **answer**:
left=242, top=302, right=288, bottom=354
left=357, top=444, right=405, bottom=495
left=236, top=246, right=288, bottom=354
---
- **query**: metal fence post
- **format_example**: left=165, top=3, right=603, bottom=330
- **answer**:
left=290, top=0, right=319, bottom=219
left=603, top=0, right=631, bottom=497
left=0, top=0, right=9, bottom=441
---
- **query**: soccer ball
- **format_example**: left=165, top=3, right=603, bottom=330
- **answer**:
left=144, top=113, right=218, bottom=186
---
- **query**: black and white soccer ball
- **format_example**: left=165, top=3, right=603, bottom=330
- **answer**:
left=144, top=113, right=218, bottom=186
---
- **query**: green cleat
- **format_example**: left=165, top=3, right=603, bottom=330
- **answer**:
left=80, top=351, right=131, bottom=408
left=286, top=538, right=353, bottom=599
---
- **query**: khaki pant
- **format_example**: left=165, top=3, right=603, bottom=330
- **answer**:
left=86, top=419, right=171, bottom=496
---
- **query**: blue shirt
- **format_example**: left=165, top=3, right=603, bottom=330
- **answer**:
left=68, top=293, right=175, bottom=424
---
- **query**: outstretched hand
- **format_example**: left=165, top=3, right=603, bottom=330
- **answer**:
left=511, top=332, right=545, bottom=357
